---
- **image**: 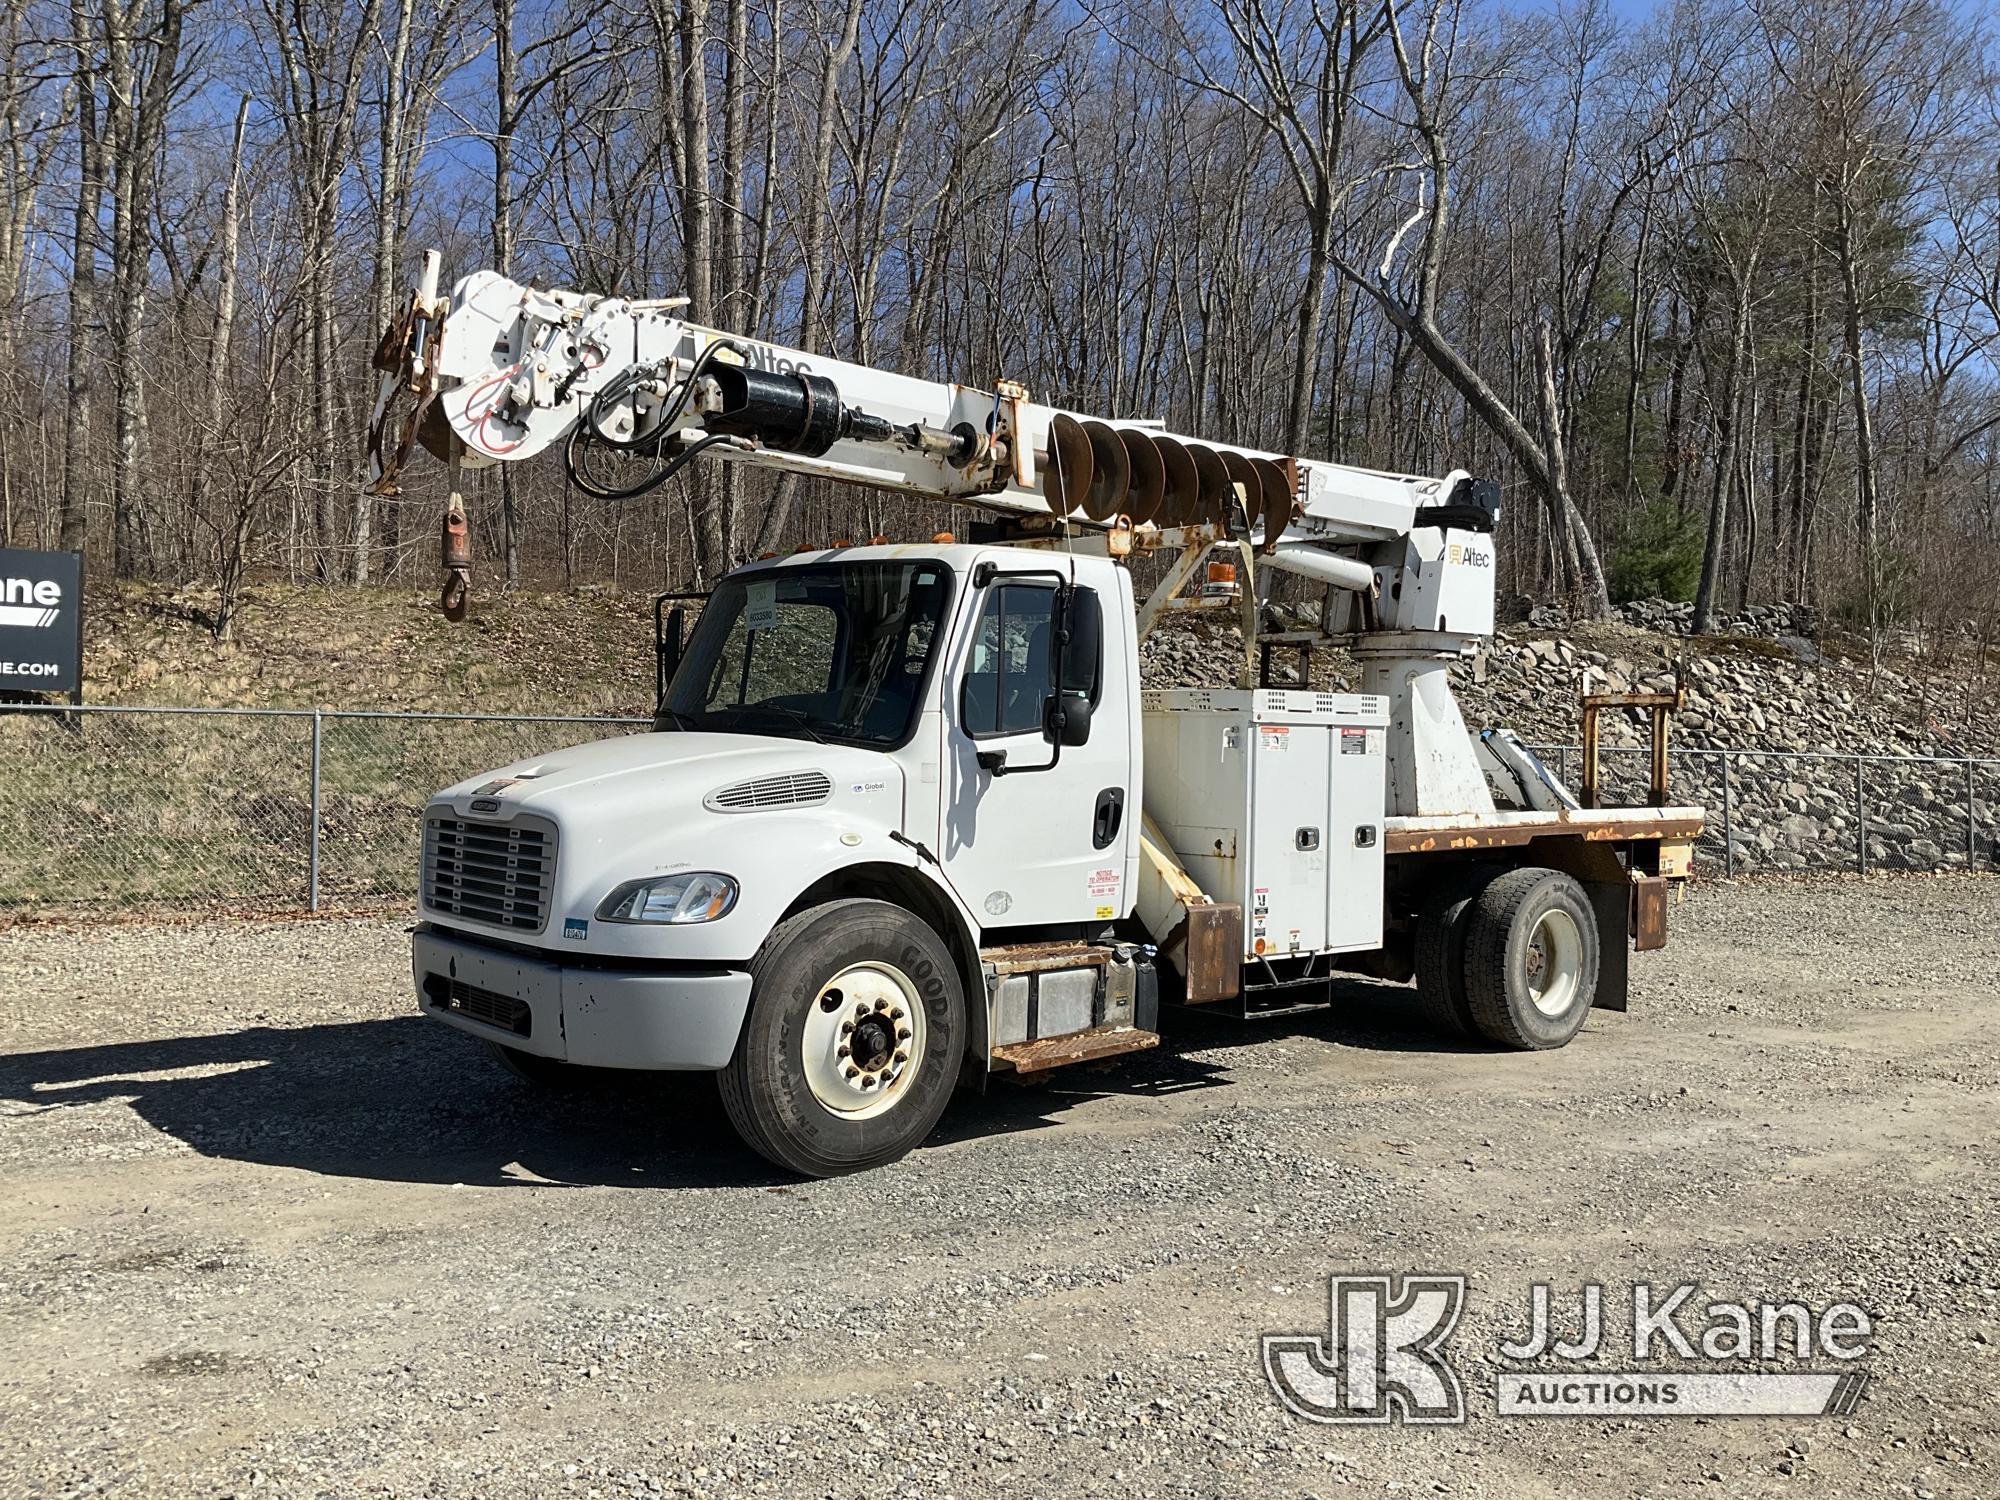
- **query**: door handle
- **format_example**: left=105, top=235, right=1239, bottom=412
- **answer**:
left=1093, top=788, right=1125, bottom=849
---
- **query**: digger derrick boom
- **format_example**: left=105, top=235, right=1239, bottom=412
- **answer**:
left=367, top=260, right=1497, bottom=558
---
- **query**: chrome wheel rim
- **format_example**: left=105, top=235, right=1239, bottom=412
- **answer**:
left=1524, top=909, right=1583, bottom=1018
left=800, top=962, right=926, bottom=1120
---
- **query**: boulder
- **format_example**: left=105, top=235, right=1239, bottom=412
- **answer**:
left=1777, top=814, right=1821, bottom=847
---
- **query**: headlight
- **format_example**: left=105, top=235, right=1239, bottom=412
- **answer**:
left=594, top=872, right=739, bottom=924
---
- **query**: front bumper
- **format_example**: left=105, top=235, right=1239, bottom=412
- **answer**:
left=412, top=927, right=753, bottom=1070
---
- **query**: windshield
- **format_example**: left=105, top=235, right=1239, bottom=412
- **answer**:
left=664, top=561, right=953, bottom=747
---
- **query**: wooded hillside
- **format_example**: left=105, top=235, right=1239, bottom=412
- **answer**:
left=6, top=0, right=1997, bottom=648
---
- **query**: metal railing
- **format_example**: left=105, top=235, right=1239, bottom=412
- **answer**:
left=0, top=704, right=1990, bottom=917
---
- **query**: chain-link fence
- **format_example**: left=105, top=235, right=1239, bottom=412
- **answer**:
left=1535, top=743, right=1999, bottom=877
left=0, top=705, right=642, bottom=914
left=0, top=704, right=1992, bottom=916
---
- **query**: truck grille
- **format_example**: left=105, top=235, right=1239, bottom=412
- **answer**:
left=423, top=815, right=556, bottom=931
left=424, top=974, right=532, bottom=1037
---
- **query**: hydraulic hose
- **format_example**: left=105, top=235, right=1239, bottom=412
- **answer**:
left=562, top=340, right=740, bottom=500
left=565, top=426, right=736, bottom=503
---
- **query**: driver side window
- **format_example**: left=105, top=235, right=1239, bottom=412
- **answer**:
left=961, top=584, right=1056, bottom=738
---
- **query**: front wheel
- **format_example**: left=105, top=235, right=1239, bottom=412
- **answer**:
left=1462, top=867, right=1600, bottom=1049
left=719, top=898, right=965, bottom=1177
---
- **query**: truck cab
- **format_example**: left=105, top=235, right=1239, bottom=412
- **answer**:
left=416, top=544, right=1155, bottom=1174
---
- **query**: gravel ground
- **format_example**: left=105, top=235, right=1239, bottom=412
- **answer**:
left=1, top=877, right=1994, bottom=1499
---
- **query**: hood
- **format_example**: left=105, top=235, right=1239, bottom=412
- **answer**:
left=434, top=730, right=902, bottom=828
left=423, top=729, right=914, bottom=961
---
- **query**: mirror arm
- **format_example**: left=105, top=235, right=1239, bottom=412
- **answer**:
left=979, top=733, right=1063, bottom=779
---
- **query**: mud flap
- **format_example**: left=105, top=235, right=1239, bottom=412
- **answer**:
left=1587, top=881, right=1629, bottom=1012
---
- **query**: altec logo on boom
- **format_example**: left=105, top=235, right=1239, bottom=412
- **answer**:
left=737, top=340, right=814, bottom=379
left=0, top=575, right=62, bottom=628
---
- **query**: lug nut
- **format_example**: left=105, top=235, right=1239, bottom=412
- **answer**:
left=892, top=1050, right=908, bottom=1064
left=859, top=1076, right=876, bottom=1090
left=890, top=1007, right=905, bottom=1021
left=854, top=1003, right=869, bottom=1019
left=836, top=1044, right=850, bottom=1058
left=845, top=1066, right=861, bottom=1080
left=897, top=1027, right=912, bottom=1041
left=841, top=1021, right=855, bottom=1035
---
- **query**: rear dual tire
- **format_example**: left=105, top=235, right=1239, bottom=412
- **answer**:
left=1414, top=866, right=1599, bottom=1050
left=1412, top=875, right=1485, bottom=1040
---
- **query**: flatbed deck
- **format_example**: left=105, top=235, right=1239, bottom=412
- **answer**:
left=1383, top=805, right=1705, bottom=854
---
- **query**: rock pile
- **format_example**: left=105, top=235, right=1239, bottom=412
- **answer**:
left=1510, top=593, right=1822, bottom=639
left=1611, top=596, right=1822, bottom=640
left=1139, top=610, right=2000, bottom=876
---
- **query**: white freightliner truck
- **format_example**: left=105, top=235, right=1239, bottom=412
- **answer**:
left=369, top=253, right=1704, bottom=1176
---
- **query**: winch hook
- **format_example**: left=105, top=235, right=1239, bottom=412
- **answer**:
left=439, top=492, right=471, bottom=622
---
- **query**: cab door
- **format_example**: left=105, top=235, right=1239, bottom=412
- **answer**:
left=937, top=558, right=1135, bottom=932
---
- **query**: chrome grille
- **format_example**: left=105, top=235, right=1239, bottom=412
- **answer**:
left=705, top=770, right=833, bottom=812
left=423, top=814, right=555, bottom=931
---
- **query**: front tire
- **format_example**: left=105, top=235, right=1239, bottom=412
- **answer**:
left=719, top=898, right=965, bottom=1176
left=1462, top=867, right=1599, bottom=1049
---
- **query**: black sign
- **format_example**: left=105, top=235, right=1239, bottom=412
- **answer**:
left=0, top=547, right=84, bottom=698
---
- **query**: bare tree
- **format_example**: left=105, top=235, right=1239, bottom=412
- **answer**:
left=261, top=0, right=383, bottom=580
left=1337, top=0, right=1612, bottom=613
left=0, top=0, right=1994, bottom=654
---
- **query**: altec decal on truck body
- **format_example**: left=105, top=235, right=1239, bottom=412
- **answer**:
left=0, top=548, right=83, bottom=695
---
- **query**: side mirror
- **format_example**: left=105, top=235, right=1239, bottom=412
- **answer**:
left=652, top=590, right=708, bottom=727
left=1045, top=691, right=1092, bottom=747
left=1037, top=583, right=1099, bottom=748
left=1061, top=586, right=1102, bottom=697
left=657, top=605, right=685, bottom=706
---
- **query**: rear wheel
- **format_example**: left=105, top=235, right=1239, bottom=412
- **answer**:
left=1462, top=867, right=1599, bottom=1049
left=1412, top=872, right=1488, bottom=1040
left=719, top=898, right=964, bottom=1176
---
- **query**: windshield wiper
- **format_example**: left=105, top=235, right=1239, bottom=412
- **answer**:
left=729, top=704, right=830, bottom=743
